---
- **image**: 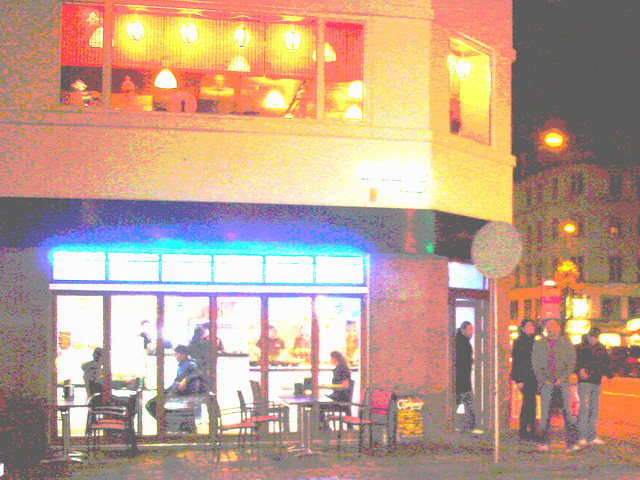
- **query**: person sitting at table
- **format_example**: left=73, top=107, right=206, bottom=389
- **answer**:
left=82, top=347, right=106, bottom=396
left=319, top=350, right=352, bottom=429
left=145, top=345, right=206, bottom=421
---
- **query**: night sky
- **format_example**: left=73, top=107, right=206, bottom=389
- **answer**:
left=512, top=0, right=640, bottom=177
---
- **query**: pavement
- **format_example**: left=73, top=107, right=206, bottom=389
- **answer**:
left=4, top=425, right=640, bottom=480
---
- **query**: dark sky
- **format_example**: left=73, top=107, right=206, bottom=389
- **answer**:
left=512, top=0, right=640, bottom=176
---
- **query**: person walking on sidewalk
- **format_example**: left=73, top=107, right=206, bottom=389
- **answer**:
left=455, top=321, right=483, bottom=435
left=575, top=326, right=611, bottom=446
left=511, top=318, right=538, bottom=441
left=532, top=318, right=579, bottom=453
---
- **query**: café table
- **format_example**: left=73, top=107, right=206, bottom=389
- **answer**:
left=279, top=393, right=334, bottom=457
left=42, top=397, right=88, bottom=464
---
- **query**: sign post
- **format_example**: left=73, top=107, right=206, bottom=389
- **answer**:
left=471, top=221, right=523, bottom=464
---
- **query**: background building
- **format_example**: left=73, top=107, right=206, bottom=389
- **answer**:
left=0, top=0, right=515, bottom=441
left=511, top=162, right=640, bottom=347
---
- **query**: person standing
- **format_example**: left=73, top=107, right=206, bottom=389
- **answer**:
left=532, top=318, right=579, bottom=452
left=575, top=326, right=611, bottom=446
left=455, top=321, right=483, bottom=435
left=511, top=319, right=538, bottom=440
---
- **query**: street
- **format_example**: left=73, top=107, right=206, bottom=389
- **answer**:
left=598, top=376, right=640, bottom=441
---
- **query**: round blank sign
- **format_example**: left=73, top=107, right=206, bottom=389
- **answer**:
left=471, top=221, right=523, bottom=279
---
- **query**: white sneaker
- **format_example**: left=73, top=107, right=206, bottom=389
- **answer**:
left=578, top=439, right=588, bottom=446
left=565, top=444, right=581, bottom=453
left=590, top=437, right=606, bottom=445
left=536, top=444, right=550, bottom=452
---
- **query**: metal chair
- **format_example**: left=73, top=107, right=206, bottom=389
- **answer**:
left=322, top=378, right=355, bottom=431
left=207, top=393, right=256, bottom=461
left=337, top=388, right=397, bottom=454
left=237, top=390, right=284, bottom=447
left=249, top=380, right=290, bottom=433
left=85, top=390, right=140, bottom=455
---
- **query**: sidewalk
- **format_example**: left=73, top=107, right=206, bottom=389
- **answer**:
left=6, top=427, right=640, bottom=480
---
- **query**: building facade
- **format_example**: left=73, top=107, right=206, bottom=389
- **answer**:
left=0, top=0, right=515, bottom=441
left=511, top=162, right=640, bottom=346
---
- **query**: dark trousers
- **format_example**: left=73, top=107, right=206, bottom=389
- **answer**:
left=519, top=381, right=538, bottom=438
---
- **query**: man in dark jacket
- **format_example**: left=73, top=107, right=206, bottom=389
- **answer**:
left=575, top=326, right=611, bottom=446
left=455, top=321, right=483, bottom=434
left=511, top=319, right=538, bottom=440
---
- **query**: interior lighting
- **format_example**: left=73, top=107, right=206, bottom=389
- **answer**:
left=455, top=58, right=471, bottom=79
left=180, top=18, right=198, bottom=46
left=89, top=27, right=103, bottom=48
left=312, top=43, right=337, bottom=63
left=264, top=91, right=285, bottom=109
left=234, top=27, right=250, bottom=48
left=347, top=81, right=363, bottom=99
left=284, top=27, right=302, bottom=52
left=344, top=105, right=363, bottom=120
left=154, top=69, right=177, bottom=89
left=127, top=18, right=145, bottom=43
left=448, top=55, right=457, bottom=73
left=627, top=319, right=640, bottom=332
left=227, top=56, right=251, bottom=72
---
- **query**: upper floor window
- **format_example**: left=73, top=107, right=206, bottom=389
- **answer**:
left=552, top=178, right=559, bottom=200
left=570, top=173, right=584, bottom=195
left=509, top=300, right=518, bottom=320
left=609, top=257, right=623, bottom=282
left=60, top=4, right=363, bottom=120
left=448, top=38, right=491, bottom=144
left=609, top=218, right=623, bottom=237
left=601, top=295, right=621, bottom=319
left=629, top=296, right=640, bottom=317
left=609, top=172, right=623, bottom=198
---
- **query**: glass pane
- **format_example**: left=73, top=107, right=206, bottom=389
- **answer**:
left=161, top=254, right=212, bottom=282
left=52, top=251, right=106, bottom=281
left=55, top=295, right=104, bottom=436
left=315, top=256, right=364, bottom=284
left=213, top=255, right=263, bottom=283
left=324, top=22, right=363, bottom=120
left=111, top=295, right=158, bottom=435
left=108, top=253, right=160, bottom=281
left=265, top=256, right=314, bottom=284
left=60, top=4, right=104, bottom=107
left=217, top=297, right=261, bottom=410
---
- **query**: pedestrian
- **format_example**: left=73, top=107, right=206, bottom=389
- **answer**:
left=532, top=318, right=580, bottom=452
left=575, top=326, right=611, bottom=446
left=455, top=321, right=483, bottom=435
left=511, top=318, right=538, bottom=441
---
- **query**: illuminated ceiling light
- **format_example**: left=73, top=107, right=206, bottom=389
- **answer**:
left=344, top=105, right=363, bottom=120
left=455, top=58, right=471, bottom=79
left=234, top=27, right=250, bottom=48
left=71, top=79, right=87, bottom=91
left=227, top=56, right=251, bottom=72
left=264, top=90, right=285, bottom=109
left=180, top=19, right=198, bottom=46
left=544, top=131, right=564, bottom=148
left=284, top=27, right=301, bottom=52
left=154, top=68, right=177, bottom=89
left=312, top=42, right=337, bottom=63
left=448, top=55, right=457, bottom=73
left=347, top=81, right=364, bottom=99
left=89, top=27, right=103, bottom=48
left=127, top=18, right=145, bottom=43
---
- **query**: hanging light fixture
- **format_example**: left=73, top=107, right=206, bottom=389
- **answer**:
left=347, top=81, right=364, bottom=100
left=312, top=42, right=337, bottom=63
left=448, top=55, right=457, bottom=73
left=264, top=91, right=285, bottom=109
left=154, top=68, right=177, bottom=89
left=89, top=27, right=103, bottom=48
left=227, top=56, right=251, bottom=72
left=455, top=58, right=471, bottom=79
left=234, top=26, right=250, bottom=48
left=180, top=17, right=198, bottom=46
left=284, top=27, right=301, bottom=52
left=344, top=105, right=363, bottom=120
left=127, top=18, right=145, bottom=43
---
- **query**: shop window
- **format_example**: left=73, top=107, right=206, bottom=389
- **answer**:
left=213, top=255, right=263, bottom=283
left=60, top=3, right=363, bottom=120
left=52, top=251, right=106, bottom=281
left=570, top=296, right=589, bottom=318
left=317, top=256, right=365, bottom=285
left=570, top=173, right=584, bottom=195
left=601, top=295, right=621, bottom=319
left=108, top=253, right=160, bottom=281
left=629, top=296, right=640, bottom=318
left=609, top=257, right=623, bottom=282
left=265, top=256, right=314, bottom=284
left=449, top=38, right=491, bottom=144
left=161, top=254, right=212, bottom=282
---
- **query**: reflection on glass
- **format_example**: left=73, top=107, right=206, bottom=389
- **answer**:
left=266, top=298, right=312, bottom=367
left=317, top=296, right=360, bottom=368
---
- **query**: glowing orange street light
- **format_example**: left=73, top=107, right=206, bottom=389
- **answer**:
left=562, top=221, right=577, bottom=235
left=543, top=129, right=565, bottom=150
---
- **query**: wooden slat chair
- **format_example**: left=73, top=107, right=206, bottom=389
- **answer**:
left=207, top=393, right=256, bottom=462
left=337, top=388, right=397, bottom=454
left=85, top=390, right=140, bottom=455
left=237, top=390, right=284, bottom=447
